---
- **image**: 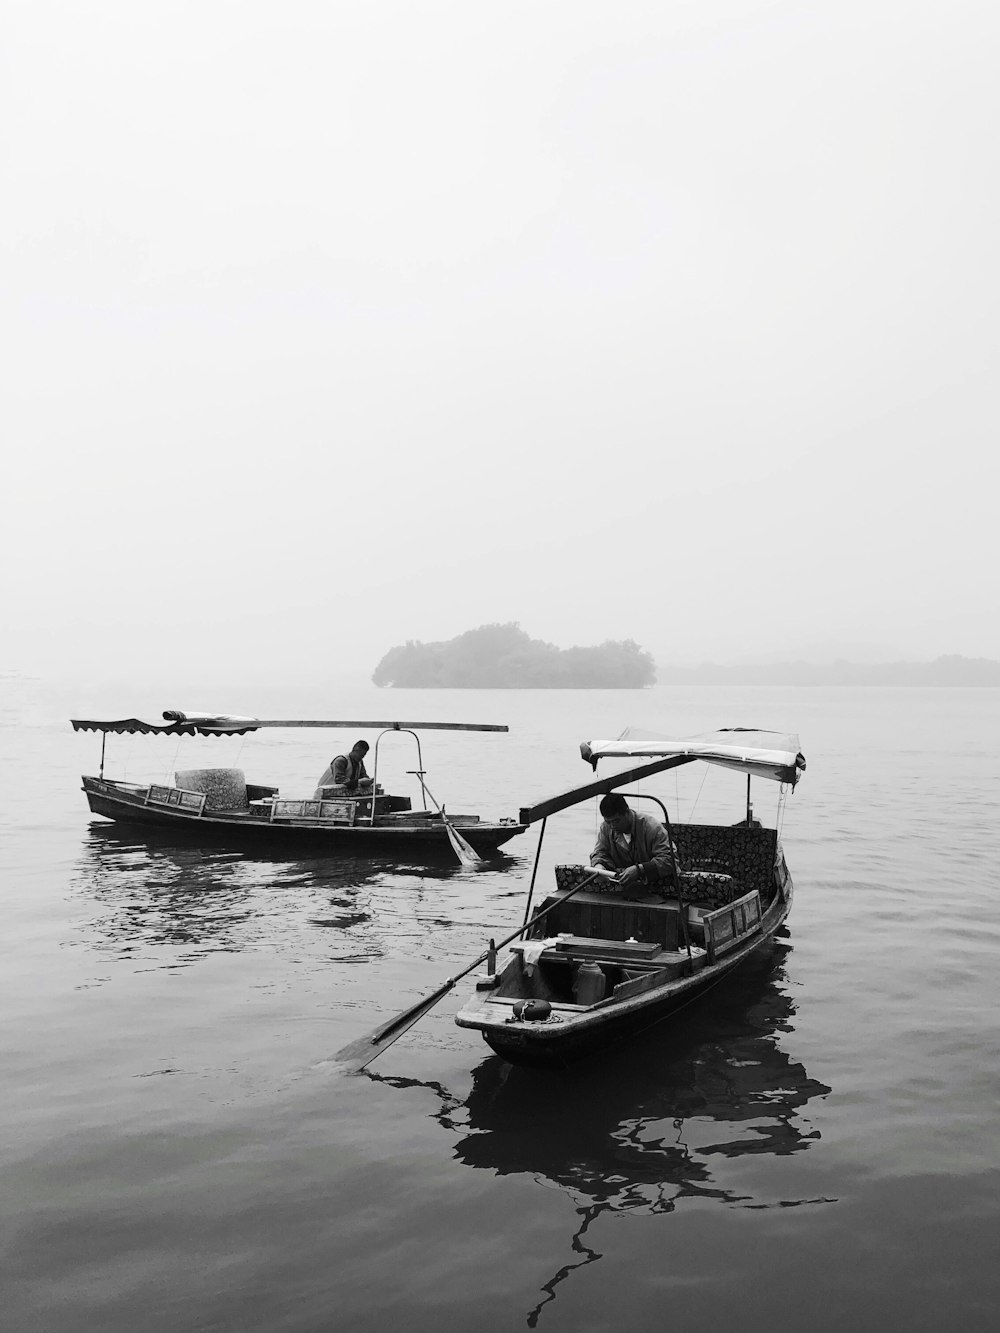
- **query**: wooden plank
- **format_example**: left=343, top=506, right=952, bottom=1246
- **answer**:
left=509, top=937, right=663, bottom=963
left=519, top=754, right=696, bottom=824
left=248, top=720, right=508, bottom=732
left=612, top=960, right=688, bottom=999
left=554, top=937, right=662, bottom=962
left=600, top=902, right=616, bottom=940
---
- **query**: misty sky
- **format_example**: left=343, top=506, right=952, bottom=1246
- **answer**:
left=3, top=0, right=997, bottom=683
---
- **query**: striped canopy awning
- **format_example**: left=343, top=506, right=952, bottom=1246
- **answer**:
left=71, top=713, right=260, bottom=737
left=70, top=711, right=508, bottom=736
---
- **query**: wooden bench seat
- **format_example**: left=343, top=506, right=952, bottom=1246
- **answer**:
left=511, top=936, right=664, bottom=967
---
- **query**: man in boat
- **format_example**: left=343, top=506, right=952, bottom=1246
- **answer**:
left=590, top=794, right=675, bottom=893
left=315, top=740, right=373, bottom=795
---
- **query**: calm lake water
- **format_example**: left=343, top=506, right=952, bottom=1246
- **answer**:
left=3, top=679, right=999, bottom=1331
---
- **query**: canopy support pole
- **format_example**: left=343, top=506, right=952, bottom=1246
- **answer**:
left=521, top=817, right=547, bottom=927
left=372, top=728, right=424, bottom=824
left=99, top=733, right=106, bottom=780
left=661, top=805, right=692, bottom=961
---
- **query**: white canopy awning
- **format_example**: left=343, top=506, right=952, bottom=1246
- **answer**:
left=581, top=726, right=806, bottom=785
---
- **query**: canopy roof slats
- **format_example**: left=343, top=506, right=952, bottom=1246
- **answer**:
left=582, top=727, right=806, bottom=786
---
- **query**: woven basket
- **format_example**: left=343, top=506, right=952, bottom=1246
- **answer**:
left=175, top=767, right=249, bottom=811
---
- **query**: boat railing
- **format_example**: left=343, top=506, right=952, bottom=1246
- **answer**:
left=145, top=785, right=207, bottom=816
left=701, top=890, right=763, bottom=962
left=267, top=798, right=352, bottom=824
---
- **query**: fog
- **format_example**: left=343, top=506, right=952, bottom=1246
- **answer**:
left=3, top=1, right=997, bottom=687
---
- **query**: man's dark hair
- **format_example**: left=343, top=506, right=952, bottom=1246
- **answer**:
left=599, top=793, right=629, bottom=818
left=353, top=740, right=370, bottom=753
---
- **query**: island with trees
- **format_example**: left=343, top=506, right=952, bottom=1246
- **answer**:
left=372, top=623, right=657, bottom=688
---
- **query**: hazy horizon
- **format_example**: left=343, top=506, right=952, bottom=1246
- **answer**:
left=4, top=2, right=997, bottom=686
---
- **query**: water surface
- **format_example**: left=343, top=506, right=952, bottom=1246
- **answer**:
left=3, top=681, right=999, bottom=1330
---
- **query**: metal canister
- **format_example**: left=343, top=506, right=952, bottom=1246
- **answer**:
left=572, top=960, right=607, bottom=1005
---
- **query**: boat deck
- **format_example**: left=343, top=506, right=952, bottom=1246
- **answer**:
left=456, top=838, right=793, bottom=1065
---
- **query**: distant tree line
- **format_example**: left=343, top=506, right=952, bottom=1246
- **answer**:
left=372, top=623, right=657, bottom=688
left=655, top=655, right=1000, bottom=686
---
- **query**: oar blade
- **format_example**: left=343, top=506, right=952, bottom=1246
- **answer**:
left=333, top=980, right=456, bottom=1072
left=422, top=785, right=484, bottom=866
left=332, top=869, right=604, bottom=1074
left=445, top=821, right=483, bottom=867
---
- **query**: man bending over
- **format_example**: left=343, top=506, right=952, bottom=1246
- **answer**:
left=315, top=740, right=373, bottom=796
left=590, top=793, right=675, bottom=893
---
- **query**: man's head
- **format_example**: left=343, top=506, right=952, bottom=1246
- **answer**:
left=350, top=741, right=370, bottom=760
left=599, top=793, right=631, bottom=834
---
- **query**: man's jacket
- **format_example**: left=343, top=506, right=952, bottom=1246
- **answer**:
left=332, top=753, right=369, bottom=788
left=315, top=753, right=369, bottom=795
left=590, top=810, right=676, bottom=886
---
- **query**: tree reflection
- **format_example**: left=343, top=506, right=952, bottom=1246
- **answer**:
left=373, top=946, right=832, bottom=1327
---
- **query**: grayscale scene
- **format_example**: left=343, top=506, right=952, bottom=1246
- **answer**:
left=3, top=2, right=998, bottom=1330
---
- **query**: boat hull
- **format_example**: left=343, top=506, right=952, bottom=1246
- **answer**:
left=457, top=877, right=793, bottom=1068
left=82, top=778, right=526, bottom=859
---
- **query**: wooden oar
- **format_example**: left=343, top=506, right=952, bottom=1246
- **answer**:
left=419, top=779, right=483, bottom=867
left=334, top=869, right=604, bottom=1071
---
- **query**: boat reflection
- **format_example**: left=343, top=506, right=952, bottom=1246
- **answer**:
left=74, top=824, right=512, bottom=968
left=72, top=825, right=420, bottom=961
left=375, top=946, right=832, bottom=1326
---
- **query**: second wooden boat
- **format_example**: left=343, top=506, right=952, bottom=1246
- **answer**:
left=72, top=712, right=527, bottom=861
left=456, top=727, right=806, bottom=1065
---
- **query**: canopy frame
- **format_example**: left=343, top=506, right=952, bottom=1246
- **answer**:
left=580, top=728, right=805, bottom=787
left=519, top=726, right=805, bottom=825
left=519, top=754, right=696, bottom=825
left=71, top=716, right=509, bottom=738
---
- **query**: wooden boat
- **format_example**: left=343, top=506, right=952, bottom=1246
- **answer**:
left=72, top=712, right=527, bottom=859
left=455, top=727, right=806, bottom=1066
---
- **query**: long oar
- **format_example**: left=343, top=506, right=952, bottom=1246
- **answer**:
left=419, top=779, right=483, bottom=867
left=334, top=869, right=605, bottom=1071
